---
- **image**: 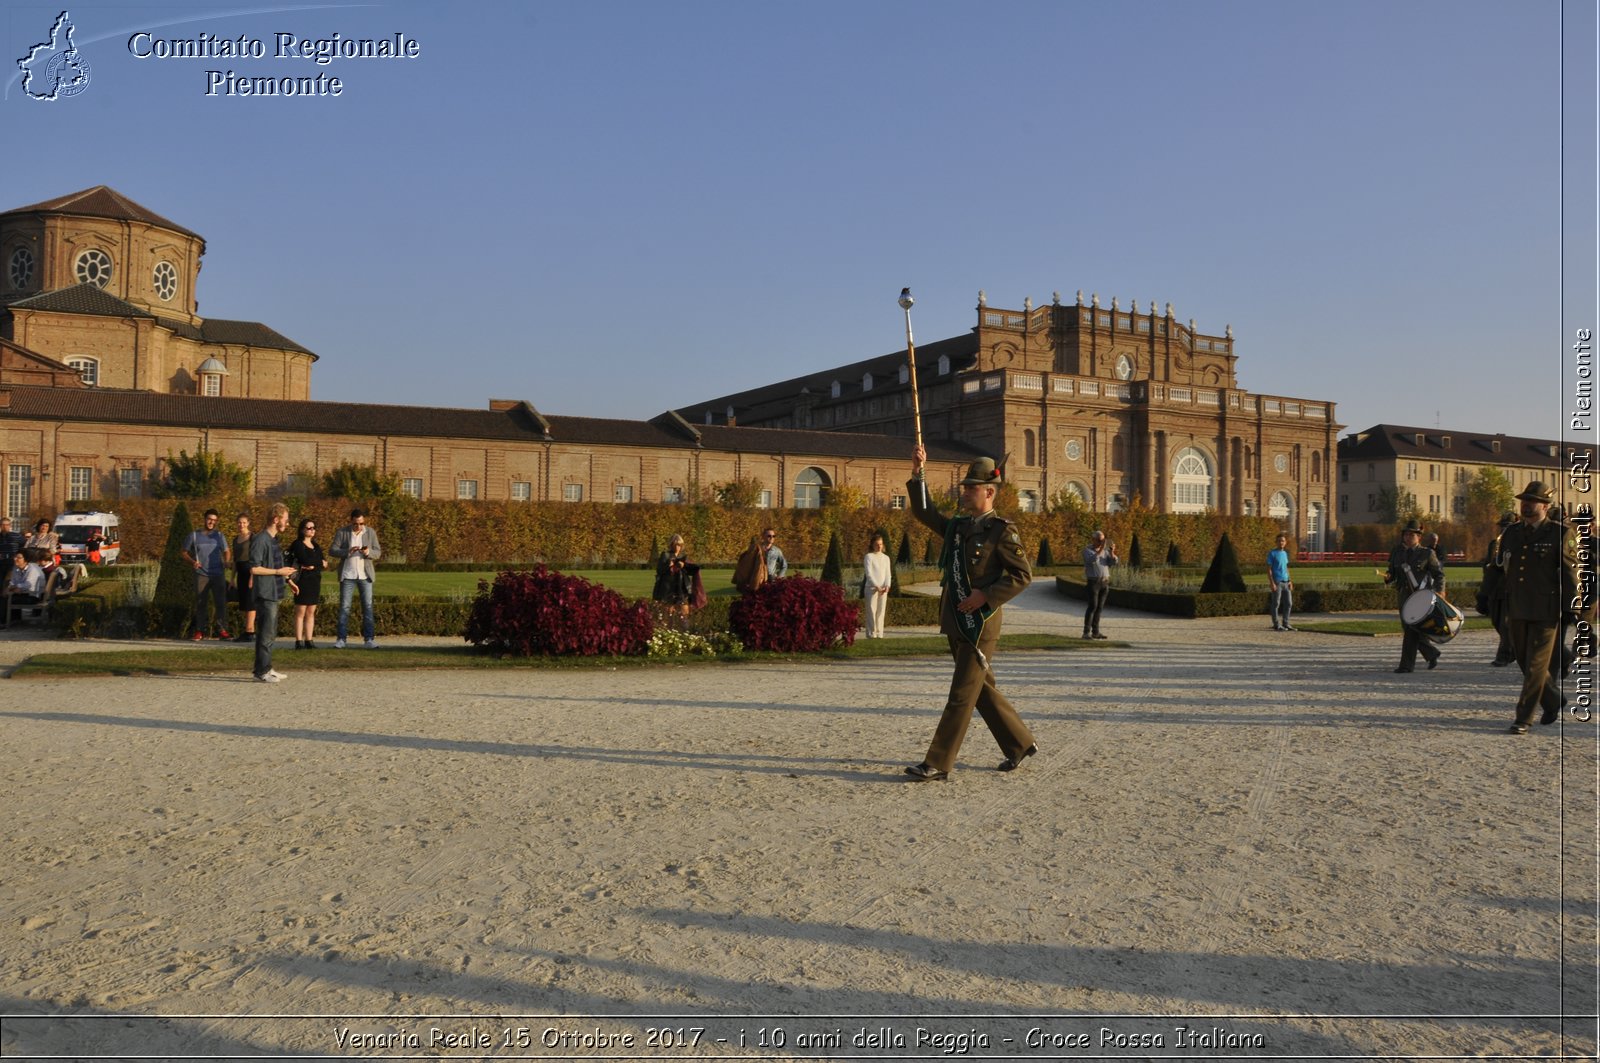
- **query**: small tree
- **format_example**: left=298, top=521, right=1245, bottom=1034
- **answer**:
left=320, top=462, right=404, bottom=503
left=1464, top=466, right=1516, bottom=530
left=151, top=503, right=197, bottom=635
left=1036, top=537, right=1054, bottom=567
left=152, top=449, right=252, bottom=499
left=924, top=535, right=941, bottom=565
left=823, top=484, right=871, bottom=511
left=1166, top=541, right=1182, bottom=566
left=1376, top=486, right=1422, bottom=526
left=1200, top=532, right=1247, bottom=593
left=1128, top=533, right=1144, bottom=569
left=713, top=477, right=765, bottom=508
left=423, top=535, right=438, bottom=565
left=895, top=530, right=912, bottom=565
left=820, top=531, right=845, bottom=586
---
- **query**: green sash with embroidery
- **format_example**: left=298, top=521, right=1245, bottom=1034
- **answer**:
left=939, top=516, right=995, bottom=662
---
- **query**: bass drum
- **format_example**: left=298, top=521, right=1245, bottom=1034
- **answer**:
left=1401, top=589, right=1464, bottom=644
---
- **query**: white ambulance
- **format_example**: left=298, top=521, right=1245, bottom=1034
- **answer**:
left=54, top=510, right=122, bottom=565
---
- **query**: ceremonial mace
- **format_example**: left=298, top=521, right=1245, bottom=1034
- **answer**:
left=898, top=287, right=923, bottom=450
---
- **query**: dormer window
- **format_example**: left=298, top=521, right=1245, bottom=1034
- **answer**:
left=196, top=356, right=229, bottom=397
left=862, top=373, right=873, bottom=392
left=937, top=355, right=950, bottom=375
left=898, top=365, right=908, bottom=384
left=830, top=380, right=841, bottom=398
left=74, top=249, right=113, bottom=289
left=66, top=357, right=98, bottom=386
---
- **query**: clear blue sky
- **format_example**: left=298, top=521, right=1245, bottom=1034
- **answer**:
left=4, top=0, right=1594, bottom=444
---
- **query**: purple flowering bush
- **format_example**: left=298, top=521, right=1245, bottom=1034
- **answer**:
left=728, top=574, right=859, bottom=652
left=464, top=566, right=653, bottom=656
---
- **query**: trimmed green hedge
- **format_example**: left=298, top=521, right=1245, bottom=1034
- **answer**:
left=1054, top=575, right=1481, bottom=619
left=45, top=586, right=948, bottom=639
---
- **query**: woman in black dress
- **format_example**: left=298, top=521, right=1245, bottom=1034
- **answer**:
left=232, top=513, right=256, bottom=641
left=287, top=517, right=327, bottom=649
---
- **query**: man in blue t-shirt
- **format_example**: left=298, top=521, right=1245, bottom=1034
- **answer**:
left=1267, top=533, right=1293, bottom=631
left=181, top=508, right=233, bottom=640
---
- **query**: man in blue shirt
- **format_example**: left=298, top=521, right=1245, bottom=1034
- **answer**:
left=1080, top=530, right=1118, bottom=639
left=181, top=508, right=232, bottom=640
left=248, top=503, right=297, bottom=682
left=1267, top=533, right=1293, bottom=631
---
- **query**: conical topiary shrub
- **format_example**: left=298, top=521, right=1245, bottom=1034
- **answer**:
left=1166, top=541, right=1182, bottom=566
left=895, top=530, right=912, bottom=565
left=1036, top=537, right=1054, bottom=567
left=1200, top=531, right=1247, bottom=593
left=924, top=535, right=941, bottom=565
left=151, top=503, right=196, bottom=636
left=1129, top=533, right=1143, bottom=569
left=820, top=530, right=845, bottom=587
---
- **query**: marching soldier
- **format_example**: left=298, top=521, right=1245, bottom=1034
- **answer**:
left=1385, top=519, right=1446, bottom=672
left=1497, top=482, right=1578, bottom=734
left=1480, top=512, right=1517, bottom=666
left=903, top=443, right=1036, bottom=781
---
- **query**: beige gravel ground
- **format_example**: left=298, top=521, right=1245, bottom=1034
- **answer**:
left=0, top=583, right=1595, bottom=1060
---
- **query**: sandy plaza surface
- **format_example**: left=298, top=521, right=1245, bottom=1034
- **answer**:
left=0, top=582, right=1595, bottom=1060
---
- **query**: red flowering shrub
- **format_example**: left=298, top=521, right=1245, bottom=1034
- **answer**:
left=728, top=574, right=860, bottom=652
left=464, top=566, right=653, bottom=656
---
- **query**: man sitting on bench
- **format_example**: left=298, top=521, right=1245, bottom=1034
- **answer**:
left=3, top=549, right=46, bottom=627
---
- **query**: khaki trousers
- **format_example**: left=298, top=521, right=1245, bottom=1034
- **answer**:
left=1508, top=619, right=1562, bottom=726
left=922, top=629, right=1035, bottom=773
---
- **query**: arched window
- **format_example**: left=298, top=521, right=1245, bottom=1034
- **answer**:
left=830, top=380, right=841, bottom=398
left=1311, top=452, right=1323, bottom=482
left=898, top=365, right=908, bottom=384
left=1268, top=490, right=1293, bottom=520
left=937, top=355, right=950, bottom=375
left=1066, top=480, right=1089, bottom=504
left=1024, top=429, right=1036, bottom=467
left=793, top=467, right=831, bottom=509
left=66, top=357, right=98, bottom=386
left=1171, top=446, right=1214, bottom=512
left=1018, top=490, right=1039, bottom=513
left=862, top=373, right=873, bottom=392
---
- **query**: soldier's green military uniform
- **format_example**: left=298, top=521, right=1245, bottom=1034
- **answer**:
left=1479, top=512, right=1517, bottom=666
left=905, top=458, right=1036, bottom=778
left=1497, top=482, right=1578, bottom=731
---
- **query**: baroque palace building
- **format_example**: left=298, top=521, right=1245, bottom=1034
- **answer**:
left=0, top=186, right=987, bottom=522
left=682, top=291, right=1343, bottom=547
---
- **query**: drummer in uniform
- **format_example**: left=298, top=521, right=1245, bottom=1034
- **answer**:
left=1497, top=481, right=1578, bottom=734
left=1385, top=519, right=1446, bottom=673
left=902, top=443, right=1037, bottom=781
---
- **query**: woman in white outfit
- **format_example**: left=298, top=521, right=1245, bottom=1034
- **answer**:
left=861, top=533, right=892, bottom=638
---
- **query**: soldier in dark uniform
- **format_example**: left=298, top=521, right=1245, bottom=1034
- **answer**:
left=1496, top=481, right=1578, bottom=734
left=1385, top=519, right=1446, bottom=672
left=1480, top=512, right=1517, bottom=666
left=903, top=443, right=1037, bottom=781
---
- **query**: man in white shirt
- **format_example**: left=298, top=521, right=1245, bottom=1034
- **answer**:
left=329, top=508, right=382, bottom=649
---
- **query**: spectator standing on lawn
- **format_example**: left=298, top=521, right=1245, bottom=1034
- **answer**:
left=181, top=508, right=232, bottom=640
left=861, top=532, right=892, bottom=638
left=248, top=503, right=296, bottom=683
left=1267, top=533, right=1294, bottom=631
left=330, top=507, right=382, bottom=649
left=232, top=513, right=256, bottom=642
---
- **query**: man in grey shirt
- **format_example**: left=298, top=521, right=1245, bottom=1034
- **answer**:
left=1081, top=529, right=1118, bottom=639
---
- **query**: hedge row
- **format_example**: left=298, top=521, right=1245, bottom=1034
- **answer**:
left=47, top=584, right=947, bottom=639
left=1053, top=575, right=1483, bottom=619
left=95, top=496, right=1289, bottom=573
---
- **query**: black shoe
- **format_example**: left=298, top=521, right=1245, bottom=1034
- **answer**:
left=304, top=640, right=317, bottom=650
left=1394, top=665, right=1414, bottom=673
left=904, top=763, right=948, bottom=781
left=1491, top=658, right=1512, bottom=667
left=234, top=632, right=253, bottom=642
left=1541, top=706, right=1561, bottom=726
left=1426, top=656, right=1439, bottom=670
left=1508, top=724, right=1529, bottom=735
left=998, top=745, right=1037, bottom=772
left=1092, top=632, right=1108, bottom=640
left=294, top=640, right=304, bottom=649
